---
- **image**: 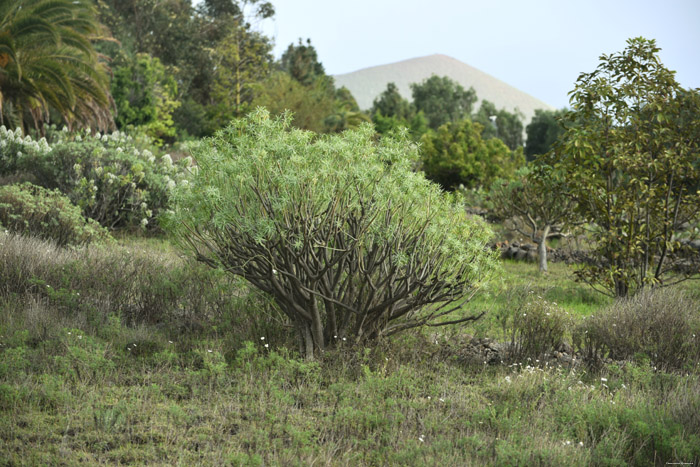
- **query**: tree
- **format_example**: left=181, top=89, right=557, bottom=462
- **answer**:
left=472, top=100, right=524, bottom=151
left=0, top=0, right=113, bottom=132
left=421, top=119, right=525, bottom=191
left=279, top=38, right=326, bottom=87
left=490, top=165, right=577, bottom=273
left=371, top=82, right=413, bottom=121
left=550, top=37, right=700, bottom=297
left=209, top=22, right=273, bottom=124
left=166, top=109, right=497, bottom=359
left=324, top=86, right=371, bottom=133
left=253, top=71, right=336, bottom=133
left=111, top=53, right=180, bottom=145
left=525, top=109, right=566, bottom=161
left=411, top=75, right=477, bottom=130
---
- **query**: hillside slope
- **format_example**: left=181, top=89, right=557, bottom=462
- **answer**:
left=334, top=54, right=554, bottom=124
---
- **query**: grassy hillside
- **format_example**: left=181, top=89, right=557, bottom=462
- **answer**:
left=1, top=232, right=698, bottom=465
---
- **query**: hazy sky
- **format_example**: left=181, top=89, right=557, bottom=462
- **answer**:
left=253, top=0, right=700, bottom=109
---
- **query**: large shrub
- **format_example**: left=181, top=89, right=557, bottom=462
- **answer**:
left=0, top=183, right=109, bottom=246
left=167, top=109, right=497, bottom=358
left=573, top=287, right=700, bottom=371
left=0, top=125, right=191, bottom=230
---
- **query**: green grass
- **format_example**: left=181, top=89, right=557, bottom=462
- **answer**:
left=1, top=233, right=699, bottom=465
left=462, top=260, right=611, bottom=340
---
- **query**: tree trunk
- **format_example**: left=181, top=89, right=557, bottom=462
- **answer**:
left=538, top=224, right=550, bottom=273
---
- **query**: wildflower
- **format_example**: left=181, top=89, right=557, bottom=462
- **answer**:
left=579, top=441, right=584, bottom=447
left=418, top=435, right=425, bottom=442
left=260, top=337, right=265, bottom=340
left=600, top=377, right=607, bottom=382
left=168, top=341, right=173, bottom=344
left=141, top=218, right=149, bottom=228
left=207, top=349, right=213, bottom=353
left=264, top=344, right=269, bottom=348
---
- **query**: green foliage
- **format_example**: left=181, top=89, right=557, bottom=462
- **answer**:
left=0, top=0, right=112, bottom=132
left=253, top=72, right=336, bottom=133
left=371, top=82, right=414, bottom=121
left=279, top=38, right=326, bottom=87
left=324, top=87, right=371, bottom=133
left=411, top=75, right=477, bottom=130
left=472, top=100, right=524, bottom=151
left=421, top=118, right=525, bottom=190
left=167, top=109, right=497, bottom=358
left=0, top=182, right=109, bottom=246
left=550, top=37, right=700, bottom=297
left=111, top=53, right=180, bottom=145
left=573, top=287, right=700, bottom=370
left=209, top=22, right=273, bottom=124
left=0, top=125, right=190, bottom=230
left=489, top=165, right=577, bottom=272
left=525, top=108, right=566, bottom=161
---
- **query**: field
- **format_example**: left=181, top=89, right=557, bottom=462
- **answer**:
left=1, top=232, right=699, bottom=466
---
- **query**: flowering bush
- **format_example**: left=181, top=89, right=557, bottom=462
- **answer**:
left=0, top=125, right=191, bottom=230
left=0, top=182, right=109, bottom=246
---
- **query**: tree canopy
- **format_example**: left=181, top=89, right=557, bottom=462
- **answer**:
left=411, top=76, right=477, bottom=130
left=549, top=37, right=700, bottom=297
left=0, top=0, right=113, bottom=131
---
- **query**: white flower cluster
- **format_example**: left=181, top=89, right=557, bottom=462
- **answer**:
left=0, top=125, right=51, bottom=155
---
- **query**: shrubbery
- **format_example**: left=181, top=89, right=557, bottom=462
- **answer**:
left=0, top=125, right=191, bottom=230
left=0, top=183, right=109, bottom=246
left=574, top=287, right=700, bottom=370
left=500, top=294, right=573, bottom=361
left=167, top=109, right=498, bottom=358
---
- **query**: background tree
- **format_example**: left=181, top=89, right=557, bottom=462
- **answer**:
left=111, top=53, right=180, bottom=145
left=550, top=37, right=700, bottom=297
left=421, top=119, right=525, bottom=191
left=253, top=71, right=335, bottom=133
left=411, top=75, right=477, bottom=130
left=525, top=108, right=566, bottom=161
left=279, top=38, right=326, bottom=87
left=472, top=100, right=524, bottom=151
left=0, top=0, right=113, bottom=131
left=490, top=165, right=577, bottom=273
left=324, top=86, right=371, bottom=132
left=167, top=110, right=496, bottom=359
left=371, top=82, right=414, bottom=121
left=209, top=22, right=273, bottom=126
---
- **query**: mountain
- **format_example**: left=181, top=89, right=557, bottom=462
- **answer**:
left=333, top=54, right=553, bottom=125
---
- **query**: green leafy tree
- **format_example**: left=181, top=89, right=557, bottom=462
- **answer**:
left=371, top=82, right=414, bottom=121
left=253, top=71, right=336, bottom=133
left=550, top=37, right=700, bottom=297
left=472, top=100, right=525, bottom=150
left=421, top=119, right=525, bottom=191
left=279, top=38, right=326, bottom=87
left=111, top=53, right=180, bottom=145
left=490, top=165, right=577, bottom=273
left=209, top=22, right=273, bottom=124
left=0, top=0, right=113, bottom=132
left=166, top=109, right=496, bottom=359
left=525, top=109, right=567, bottom=161
left=324, top=86, right=371, bottom=132
left=411, top=75, right=477, bottom=130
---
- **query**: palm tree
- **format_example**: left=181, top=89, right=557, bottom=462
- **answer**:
left=0, top=0, right=113, bottom=132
